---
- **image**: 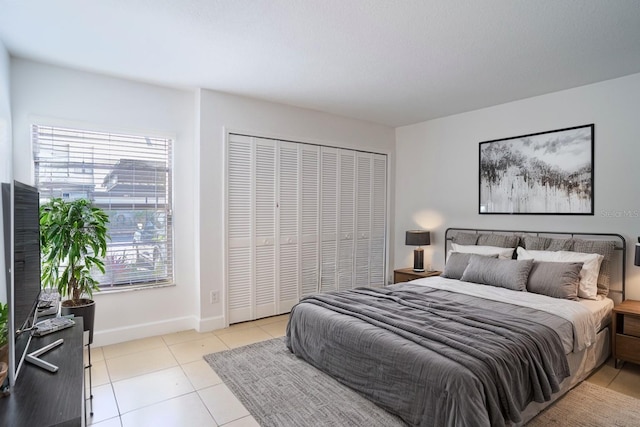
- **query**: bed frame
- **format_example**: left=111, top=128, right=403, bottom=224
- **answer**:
left=444, top=227, right=626, bottom=301
left=288, top=227, right=624, bottom=426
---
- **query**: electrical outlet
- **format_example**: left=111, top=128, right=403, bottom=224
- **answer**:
left=210, top=291, right=219, bottom=304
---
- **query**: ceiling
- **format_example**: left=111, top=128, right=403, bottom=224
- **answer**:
left=1, top=1, right=640, bottom=127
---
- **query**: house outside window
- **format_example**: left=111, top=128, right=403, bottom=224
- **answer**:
left=32, top=124, right=174, bottom=289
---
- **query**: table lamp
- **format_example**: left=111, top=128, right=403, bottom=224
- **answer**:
left=406, top=230, right=431, bottom=272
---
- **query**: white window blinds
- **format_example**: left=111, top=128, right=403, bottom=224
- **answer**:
left=32, top=124, right=174, bottom=289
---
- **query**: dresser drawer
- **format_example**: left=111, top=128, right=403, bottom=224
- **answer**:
left=623, top=316, right=640, bottom=338
left=394, top=272, right=417, bottom=283
left=616, top=334, right=640, bottom=364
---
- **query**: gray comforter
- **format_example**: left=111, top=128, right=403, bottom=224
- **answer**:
left=285, top=283, right=571, bottom=427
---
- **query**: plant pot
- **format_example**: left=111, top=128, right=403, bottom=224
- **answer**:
left=0, top=362, right=7, bottom=390
left=0, top=343, right=7, bottom=366
left=0, top=344, right=8, bottom=388
left=61, top=299, right=95, bottom=345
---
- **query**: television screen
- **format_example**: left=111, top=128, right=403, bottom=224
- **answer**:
left=2, top=181, right=41, bottom=384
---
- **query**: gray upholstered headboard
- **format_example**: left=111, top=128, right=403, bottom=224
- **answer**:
left=444, top=227, right=626, bottom=303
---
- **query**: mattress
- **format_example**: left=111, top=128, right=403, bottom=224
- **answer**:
left=409, top=276, right=609, bottom=352
left=579, top=296, right=614, bottom=331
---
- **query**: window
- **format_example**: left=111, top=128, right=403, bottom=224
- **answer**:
left=33, top=124, right=173, bottom=289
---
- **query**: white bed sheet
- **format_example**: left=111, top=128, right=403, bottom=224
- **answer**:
left=408, top=276, right=608, bottom=353
left=579, top=296, right=614, bottom=331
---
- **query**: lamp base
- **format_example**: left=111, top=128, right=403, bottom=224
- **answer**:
left=413, top=248, right=424, bottom=272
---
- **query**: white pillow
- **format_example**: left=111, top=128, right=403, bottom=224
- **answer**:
left=451, top=243, right=515, bottom=260
left=516, top=247, right=604, bottom=300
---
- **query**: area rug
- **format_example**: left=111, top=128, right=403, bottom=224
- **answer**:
left=204, top=338, right=640, bottom=426
left=526, top=380, right=640, bottom=426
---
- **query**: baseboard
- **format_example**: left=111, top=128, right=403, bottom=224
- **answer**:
left=197, top=315, right=226, bottom=332
left=92, top=315, right=198, bottom=347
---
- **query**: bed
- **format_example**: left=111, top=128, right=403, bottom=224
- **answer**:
left=285, top=228, right=626, bottom=427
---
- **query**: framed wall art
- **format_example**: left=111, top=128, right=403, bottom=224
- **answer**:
left=479, top=124, right=594, bottom=215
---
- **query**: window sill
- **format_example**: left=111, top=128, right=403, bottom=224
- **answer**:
left=94, top=282, right=176, bottom=296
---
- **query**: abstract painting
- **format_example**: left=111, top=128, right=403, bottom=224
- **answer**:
left=479, top=124, right=594, bottom=215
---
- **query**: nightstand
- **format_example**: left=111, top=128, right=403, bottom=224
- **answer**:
left=612, top=300, right=640, bottom=368
left=394, top=268, right=441, bottom=283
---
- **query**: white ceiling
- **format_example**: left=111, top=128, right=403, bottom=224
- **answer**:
left=1, top=1, right=640, bottom=127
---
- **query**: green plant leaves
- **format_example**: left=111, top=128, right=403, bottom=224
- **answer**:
left=39, top=198, right=110, bottom=301
left=0, top=302, right=8, bottom=347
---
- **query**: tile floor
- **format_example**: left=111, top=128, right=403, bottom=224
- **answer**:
left=87, top=314, right=289, bottom=427
left=86, top=314, right=640, bottom=426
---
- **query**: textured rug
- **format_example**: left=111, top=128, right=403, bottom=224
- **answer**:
left=526, top=381, right=640, bottom=426
left=204, top=338, right=640, bottom=426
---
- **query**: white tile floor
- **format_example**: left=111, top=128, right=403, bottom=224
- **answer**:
left=86, top=314, right=640, bottom=426
left=87, top=315, right=288, bottom=426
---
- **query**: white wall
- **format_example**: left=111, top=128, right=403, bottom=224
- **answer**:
left=8, top=59, right=396, bottom=343
left=395, top=72, right=640, bottom=300
left=197, top=89, right=396, bottom=329
left=0, top=40, right=12, bottom=304
left=10, top=58, right=198, bottom=345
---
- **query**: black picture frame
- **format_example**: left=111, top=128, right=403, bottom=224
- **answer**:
left=479, top=124, right=594, bottom=215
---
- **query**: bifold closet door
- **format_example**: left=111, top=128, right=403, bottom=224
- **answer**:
left=227, top=133, right=387, bottom=324
left=227, top=135, right=301, bottom=323
left=227, top=134, right=254, bottom=323
left=369, top=154, right=387, bottom=286
left=338, top=149, right=355, bottom=291
left=254, top=138, right=277, bottom=319
left=354, top=152, right=387, bottom=288
left=319, top=147, right=338, bottom=293
left=226, top=136, right=279, bottom=323
left=277, top=141, right=300, bottom=313
left=300, top=145, right=320, bottom=299
left=355, top=152, right=372, bottom=288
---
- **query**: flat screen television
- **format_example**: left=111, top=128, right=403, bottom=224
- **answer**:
left=2, top=181, right=41, bottom=386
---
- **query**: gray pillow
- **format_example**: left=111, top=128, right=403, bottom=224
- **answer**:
left=441, top=252, right=498, bottom=280
left=547, top=238, right=575, bottom=251
left=523, top=236, right=574, bottom=251
left=527, top=261, right=582, bottom=300
left=460, top=255, right=534, bottom=291
left=452, top=232, right=479, bottom=245
left=477, top=233, right=519, bottom=249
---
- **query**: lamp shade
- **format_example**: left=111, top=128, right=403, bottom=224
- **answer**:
left=406, top=230, right=431, bottom=246
left=635, top=242, right=640, bottom=267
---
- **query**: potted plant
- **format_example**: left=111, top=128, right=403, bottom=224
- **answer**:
left=0, top=302, right=9, bottom=387
left=40, top=198, right=109, bottom=344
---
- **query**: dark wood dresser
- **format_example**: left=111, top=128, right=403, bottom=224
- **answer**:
left=0, top=318, right=84, bottom=426
left=394, top=268, right=442, bottom=283
left=612, top=300, right=640, bottom=368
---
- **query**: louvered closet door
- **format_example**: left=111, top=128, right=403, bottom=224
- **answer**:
left=227, top=135, right=253, bottom=323
left=254, top=138, right=277, bottom=319
left=277, top=141, right=299, bottom=313
left=354, top=152, right=372, bottom=288
left=369, top=154, right=387, bottom=287
left=320, top=147, right=338, bottom=293
left=300, top=145, right=320, bottom=298
left=227, top=133, right=388, bottom=324
left=338, top=149, right=355, bottom=291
